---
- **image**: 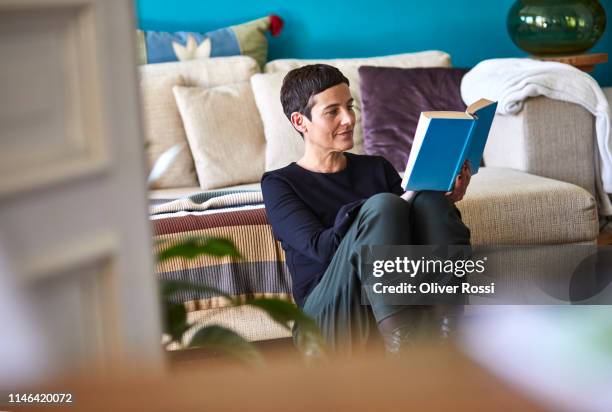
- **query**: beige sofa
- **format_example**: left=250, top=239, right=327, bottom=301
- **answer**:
left=143, top=52, right=600, bottom=342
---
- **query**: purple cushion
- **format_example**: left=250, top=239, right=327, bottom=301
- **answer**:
left=359, top=66, right=469, bottom=172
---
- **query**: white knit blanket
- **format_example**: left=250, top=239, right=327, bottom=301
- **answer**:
left=461, top=58, right=612, bottom=215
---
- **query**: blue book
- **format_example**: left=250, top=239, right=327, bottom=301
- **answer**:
left=401, top=98, right=498, bottom=192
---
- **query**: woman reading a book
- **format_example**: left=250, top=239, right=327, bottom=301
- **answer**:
left=261, top=64, right=471, bottom=355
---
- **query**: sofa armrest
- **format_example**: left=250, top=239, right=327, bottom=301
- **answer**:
left=483, top=96, right=596, bottom=197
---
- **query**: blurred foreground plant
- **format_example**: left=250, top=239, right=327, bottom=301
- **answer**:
left=157, top=236, right=327, bottom=366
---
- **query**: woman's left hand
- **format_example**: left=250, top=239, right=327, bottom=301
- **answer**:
left=445, top=160, right=471, bottom=203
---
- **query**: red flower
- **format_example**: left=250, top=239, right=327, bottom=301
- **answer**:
left=269, top=15, right=283, bottom=37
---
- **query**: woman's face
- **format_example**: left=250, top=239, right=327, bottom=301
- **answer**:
left=294, top=83, right=356, bottom=152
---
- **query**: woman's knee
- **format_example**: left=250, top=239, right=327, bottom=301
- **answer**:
left=412, top=191, right=456, bottom=215
left=362, top=193, right=409, bottom=221
left=412, top=191, right=471, bottom=244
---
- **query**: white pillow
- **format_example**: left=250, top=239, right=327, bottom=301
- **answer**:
left=173, top=82, right=266, bottom=190
left=254, top=51, right=452, bottom=171
left=251, top=73, right=301, bottom=172
left=139, top=56, right=260, bottom=188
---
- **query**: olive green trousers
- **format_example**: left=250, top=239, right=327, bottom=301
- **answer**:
left=297, top=191, right=471, bottom=354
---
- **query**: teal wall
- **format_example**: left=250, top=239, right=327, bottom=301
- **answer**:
left=136, top=0, right=611, bottom=86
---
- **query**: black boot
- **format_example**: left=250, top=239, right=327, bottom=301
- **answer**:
left=378, top=306, right=432, bottom=355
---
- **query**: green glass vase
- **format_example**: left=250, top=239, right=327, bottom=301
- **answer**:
left=507, top=0, right=607, bottom=55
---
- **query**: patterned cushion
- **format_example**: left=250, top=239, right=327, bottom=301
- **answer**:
left=136, top=15, right=283, bottom=68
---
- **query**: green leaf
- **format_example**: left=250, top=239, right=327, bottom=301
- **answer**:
left=164, top=303, right=191, bottom=343
left=157, top=237, right=242, bottom=262
left=188, top=325, right=263, bottom=367
left=245, top=298, right=328, bottom=358
left=161, top=279, right=237, bottom=305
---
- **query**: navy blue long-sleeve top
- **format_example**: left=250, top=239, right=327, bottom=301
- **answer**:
left=261, top=152, right=404, bottom=307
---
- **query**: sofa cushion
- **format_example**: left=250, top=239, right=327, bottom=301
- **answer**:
left=251, top=71, right=361, bottom=172
left=140, top=73, right=198, bottom=188
left=459, top=167, right=598, bottom=246
left=173, top=82, right=266, bottom=190
left=139, top=56, right=260, bottom=188
left=140, top=55, right=260, bottom=86
left=359, top=66, right=469, bottom=172
left=256, top=51, right=452, bottom=171
left=136, top=15, right=281, bottom=67
left=250, top=72, right=334, bottom=172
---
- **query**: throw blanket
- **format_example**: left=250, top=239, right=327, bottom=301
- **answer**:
left=461, top=58, right=612, bottom=216
left=150, top=189, right=263, bottom=215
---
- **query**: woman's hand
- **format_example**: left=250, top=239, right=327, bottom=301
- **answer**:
left=401, top=190, right=417, bottom=202
left=445, top=160, right=472, bottom=203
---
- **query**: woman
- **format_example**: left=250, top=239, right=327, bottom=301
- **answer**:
left=261, top=64, right=471, bottom=355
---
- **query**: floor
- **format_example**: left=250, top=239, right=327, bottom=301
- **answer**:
left=599, top=221, right=612, bottom=245
left=168, top=337, right=298, bottom=369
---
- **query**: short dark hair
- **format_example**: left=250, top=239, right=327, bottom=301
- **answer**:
left=280, top=64, right=350, bottom=123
